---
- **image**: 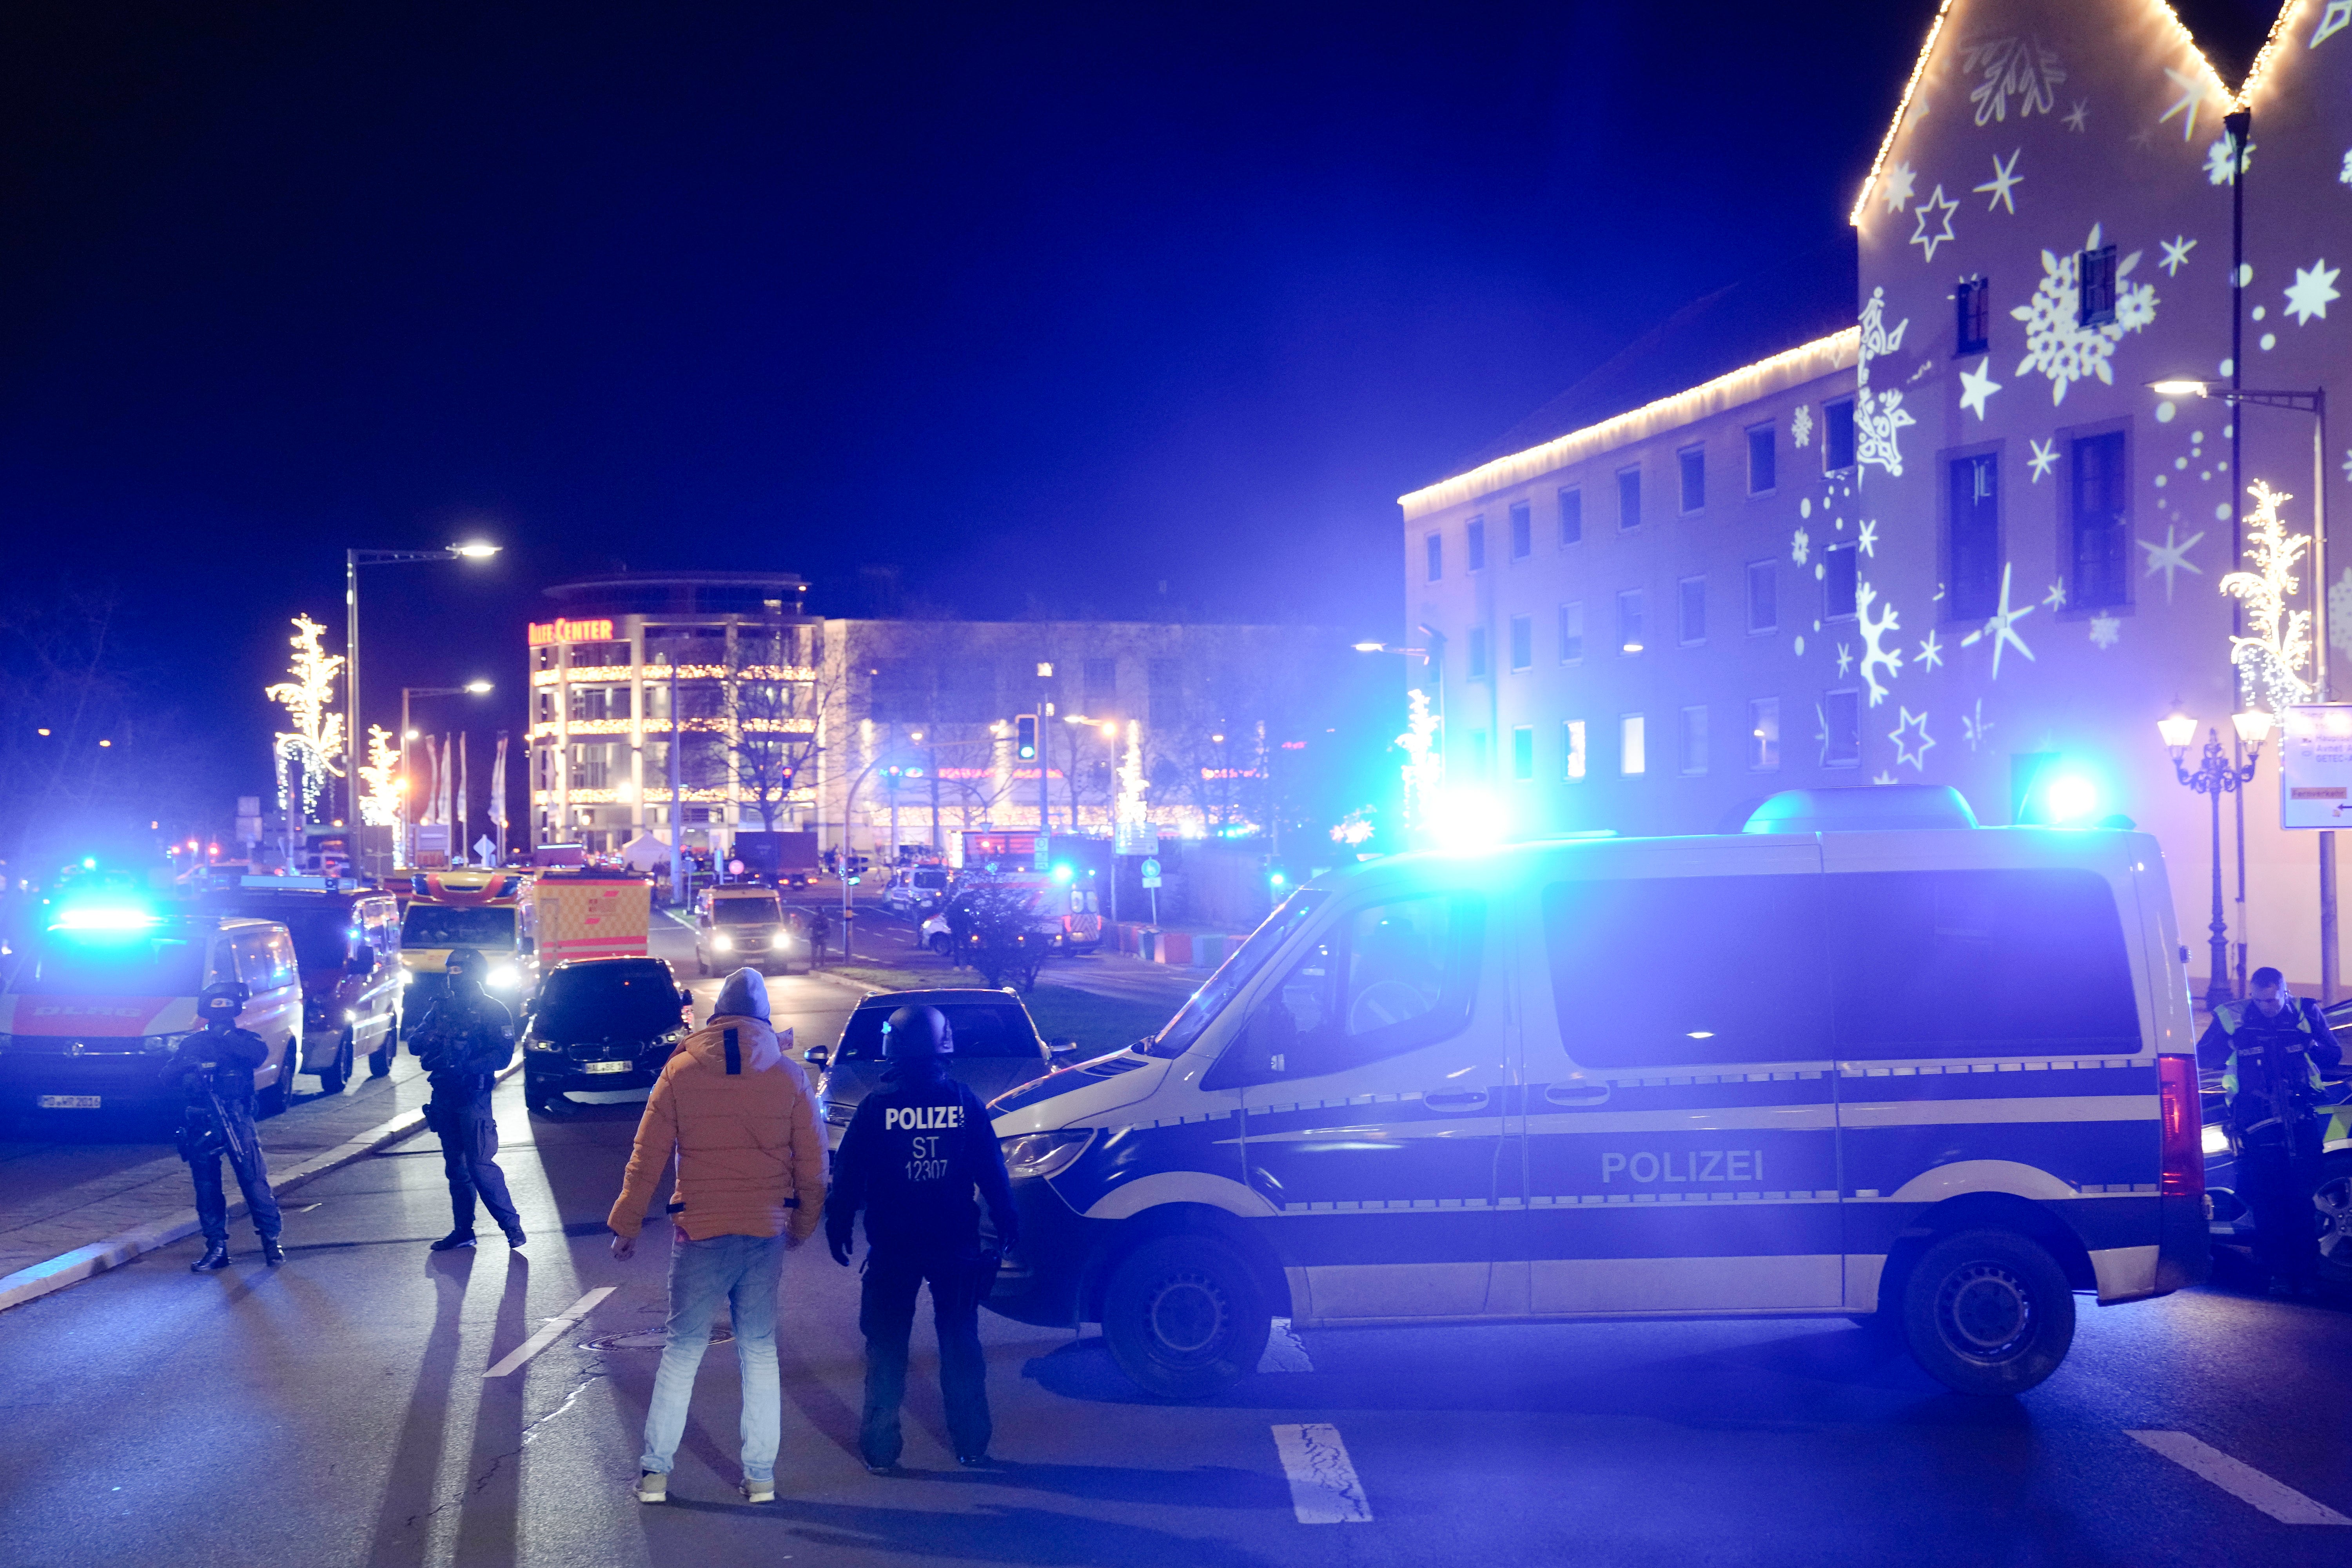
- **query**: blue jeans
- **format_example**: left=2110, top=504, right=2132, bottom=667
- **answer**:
left=640, top=1231, right=789, bottom=1482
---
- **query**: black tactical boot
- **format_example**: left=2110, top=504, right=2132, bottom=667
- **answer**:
left=190, top=1241, right=231, bottom=1272
left=430, top=1230, right=477, bottom=1252
left=501, top=1224, right=527, bottom=1247
left=261, top=1234, right=285, bottom=1265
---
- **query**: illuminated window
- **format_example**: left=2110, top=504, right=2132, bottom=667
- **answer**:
left=1619, top=714, right=1646, bottom=777
left=1563, top=720, right=1587, bottom=781
left=1558, top=486, right=1583, bottom=545
left=1956, top=276, right=1990, bottom=355
left=1467, top=517, right=1487, bottom=571
left=1749, top=697, right=1780, bottom=771
left=1617, top=466, right=1641, bottom=530
left=1512, top=726, right=1536, bottom=781
left=1747, top=424, right=1776, bottom=494
left=1678, top=446, right=1705, bottom=514
left=1746, top=560, right=1777, bottom=633
left=1508, top=614, right=1532, bottom=672
left=1508, top=501, right=1532, bottom=561
left=1679, top=706, right=1708, bottom=775
left=1616, top=590, right=1644, bottom=655
left=1823, top=690, right=1860, bottom=767
left=2078, top=245, right=2118, bottom=327
left=1824, top=543, right=1858, bottom=620
left=1824, top=400, right=1856, bottom=472
left=1426, top=533, right=1443, bottom=582
left=1559, top=601, right=1584, bottom=663
left=1678, top=577, right=1706, bottom=645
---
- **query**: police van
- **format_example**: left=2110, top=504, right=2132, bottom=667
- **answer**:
left=985, top=787, right=2209, bottom=1398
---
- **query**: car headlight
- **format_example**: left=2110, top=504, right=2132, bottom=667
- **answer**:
left=525, top=1036, right=563, bottom=1053
left=486, top=964, right=521, bottom=990
left=771, top=933, right=792, bottom=950
left=713, top=933, right=734, bottom=952
left=397, top=970, right=414, bottom=986
left=143, top=1030, right=194, bottom=1055
left=825, top=1100, right=855, bottom=1126
left=2201, top=1122, right=2231, bottom=1156
left=1000, top=1128, right=1093, bottom=1179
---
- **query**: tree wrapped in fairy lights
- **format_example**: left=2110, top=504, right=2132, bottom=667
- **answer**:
left=355, top=724, right=400, bottom=827
left=1113, top=719, right=1151, bottom=851
left=1397, top=688, right=1441, bottom=835
left=2220, top=480, right=2315, bottom=717
left=265, top=613, right=346, bottom=817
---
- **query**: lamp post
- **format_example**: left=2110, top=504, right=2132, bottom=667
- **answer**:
left=400, top=681, right=493, bottom=867
left=346, top=542, right=501, bottom=844
left=2162, top=711, right=2272, bottom=1009
left=2151, top=380, right=2334, bottom=999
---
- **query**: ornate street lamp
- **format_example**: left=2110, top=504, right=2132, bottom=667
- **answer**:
left=2162, top=710, right=2274, bottom=1009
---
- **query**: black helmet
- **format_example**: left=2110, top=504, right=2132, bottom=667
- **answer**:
left=445, top=947, right=485, bottom=977
left=881, top=1004, right=953, bottom=1059
left=198, top=981, right=250, bottom=1019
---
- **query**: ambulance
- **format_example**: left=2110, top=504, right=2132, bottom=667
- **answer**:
left=533, top=868, right=653, bottom=968
left=396, top=868, right=536, bottom=1023
left=984, top=787, right=2209, bottom=1399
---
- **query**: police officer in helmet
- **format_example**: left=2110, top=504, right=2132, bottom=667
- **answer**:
left=168, top=981, right=285, bottom=1270
left=2198, top=965, right=2345, bottom=1294
left=410, top=947, right=526, bottom=1252
left=825, top=1004, right=1018, bottom=1471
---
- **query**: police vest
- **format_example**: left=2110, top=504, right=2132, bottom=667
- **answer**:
left=2213, top=1000, right=2326, bottom=1127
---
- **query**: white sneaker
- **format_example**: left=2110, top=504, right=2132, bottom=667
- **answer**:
left=635, top=1471, right=668, bottom=1504
left=740, top=1476, right=775, bottom=1504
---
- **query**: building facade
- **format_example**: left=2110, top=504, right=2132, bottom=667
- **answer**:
left=1403, top=0, right=2352, bottom=989
left=528, top=572, right=1369, bottom=862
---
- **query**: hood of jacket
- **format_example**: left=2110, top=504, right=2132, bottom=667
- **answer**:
left=711, top=967, right=771, bottom=1022
left=682, top=1014, right=786, bottom=1075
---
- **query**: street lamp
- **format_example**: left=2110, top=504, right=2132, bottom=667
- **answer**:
left=345, top=541, right=502, bottom=849
left=2162, top=710, right=2273, bottom=1008
left=2151, top=379, right=2335, bottom=998
left=400, top=681, right=494, bottom=867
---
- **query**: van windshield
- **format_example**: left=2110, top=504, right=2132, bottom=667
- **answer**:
left=13, top=933, right=205, bottom=996
left=1139, top=890, right=1327, bottom=1059
left=402, top=905, right=517, bottom=949
left=713, top=899, right=782, bottom=925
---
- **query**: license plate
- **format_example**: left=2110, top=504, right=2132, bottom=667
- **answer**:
left=38, top=1095, right=101, bottom=1109
left=582, top=1060, right=632, bottom=1075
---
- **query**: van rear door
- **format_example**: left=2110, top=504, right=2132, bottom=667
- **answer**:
left=1519, top=840, right=1846, bottom=1313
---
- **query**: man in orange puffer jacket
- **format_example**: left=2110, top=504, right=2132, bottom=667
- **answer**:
left=607, top=967, right=825, bottom=1505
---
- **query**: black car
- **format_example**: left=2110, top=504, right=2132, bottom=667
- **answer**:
left=521, top=957, right=695, bottom=1114
left=804, top=987, right=1075, bottom=1149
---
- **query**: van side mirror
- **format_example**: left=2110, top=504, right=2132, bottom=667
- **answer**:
left=806, top=1045, right=829, bottom=1067
left=518, top=935, right=535, bottom=955
left=347, top=947, right=374, bottom=976
left=676, top=986, right=694, bottom=1008
left=1048, top=1037, right=1079, bottom=1065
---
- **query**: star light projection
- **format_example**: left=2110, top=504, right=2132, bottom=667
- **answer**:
left=2220, top=481, right=2314, bottom=716
left=356, top=724, right=400, bottom=828
left=265, top=613, right=345, bottom=818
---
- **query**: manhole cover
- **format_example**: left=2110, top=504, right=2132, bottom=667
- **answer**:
left=581, top=1326, right=735, bottom=1351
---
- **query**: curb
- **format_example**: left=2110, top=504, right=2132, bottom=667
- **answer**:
left=0, top=1060, right=522, bottom=1316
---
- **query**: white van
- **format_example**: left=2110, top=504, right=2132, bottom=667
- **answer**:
left=985, top=787, right=2209, bottom=1398
left=0, top=912, right=306, bottom=1118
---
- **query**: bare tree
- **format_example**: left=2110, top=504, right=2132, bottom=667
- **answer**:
left=722, top=620, right=836, bottom=834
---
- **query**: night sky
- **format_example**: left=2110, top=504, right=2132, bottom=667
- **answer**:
left=0, top=1, right=1951, bottom=815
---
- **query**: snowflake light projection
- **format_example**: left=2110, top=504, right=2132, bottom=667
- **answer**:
left=2220, top=481, right=2315, bottom=716
left=1397, top=690, right=1442, bottom=834
left=1888, top=708, right=1935, bottom=771
left=265, top=613, right=346, bottom=817
left=2010, top=224, right=2156, bottom=404
left=2089, top=614, right=2121, bottom=649
left=356, top=724, right=400, bottom=828
left=1855, top=582, right=1904, bottom=706
left=1791, top=404, right=1814, bottom=448
left=1962, top=35, right=2064, bottom=124
left=1852, top=287, right=1916, bottom=476
left=2204, top=131, right=2253, bottom=186
left=1791, top=526, right=1810, bottom=565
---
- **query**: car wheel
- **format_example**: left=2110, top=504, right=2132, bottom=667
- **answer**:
left=1901, top=1228, right=2074, bottom=1396
left=1102, top=1234, right=1271, bottom=1400
left=258, top=1042, right=296, bottom=1117
left=367, top=1026, right=394, bottom=1078
left=317, top=1030, right=353, bottom=1096
left=928, top=934, right=952, bottom=957
left=2314, top=1151, right=2352, bottom=1287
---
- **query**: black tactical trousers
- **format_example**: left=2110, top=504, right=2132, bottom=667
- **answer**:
left=432, top=1091, right=520, bottom=1234
left=2238, top=1125, right=2323, bottom=1283
left=189, top=1111, right=281, bottom=1244
left=858, top=1248, right=991, bottom=1466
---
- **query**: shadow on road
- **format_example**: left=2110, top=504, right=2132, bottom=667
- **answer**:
left=661, top=1494, right=1283, bottom=1568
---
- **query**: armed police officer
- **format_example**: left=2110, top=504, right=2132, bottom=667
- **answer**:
left=2198, top=965, right=2345, bottom=1294
left=167, top=982, right=285, bottom=1271
left=825, top=1005, right=1018, bottom=1472
left=410, top=947, right=526, bottom=1252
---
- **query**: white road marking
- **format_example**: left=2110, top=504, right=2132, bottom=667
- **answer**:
left=483, top=1287, right=616, bottom=1379
left=1271, top=1423, right=1371, bottom=1523
left=1258, top=1318, right=1313, bottom=1373
left=2128, top=1431, right=2352, bottom=1525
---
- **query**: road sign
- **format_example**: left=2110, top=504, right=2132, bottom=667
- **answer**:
left=1140, top=857, right=1162, bottom=889
left=2281, top=705, right=2352, bottom=828
left=474, top=835, right=499, bottom=864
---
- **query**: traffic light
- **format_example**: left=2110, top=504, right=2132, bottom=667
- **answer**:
left=1015, top=715, right=1038, bottom=760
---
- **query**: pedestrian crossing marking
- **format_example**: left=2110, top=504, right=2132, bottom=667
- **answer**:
left=1271, top=1423, right=1370, bottom=1523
